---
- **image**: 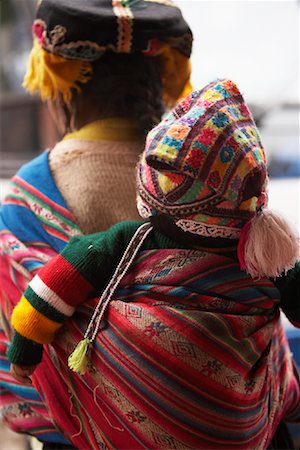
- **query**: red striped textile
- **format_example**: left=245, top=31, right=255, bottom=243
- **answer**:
left=33, top=249, right=300, bottom=449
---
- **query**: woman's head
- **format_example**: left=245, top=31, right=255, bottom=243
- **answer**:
left=23, top=0, right=193, bottom=135
left=137, top=79, right=299, bottom=278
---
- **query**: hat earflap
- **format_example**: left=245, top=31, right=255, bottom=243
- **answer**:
left=237, top=209, right=300, bottom=279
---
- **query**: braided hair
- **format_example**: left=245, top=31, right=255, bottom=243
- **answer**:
left=70, top=51, right=165, bottom=139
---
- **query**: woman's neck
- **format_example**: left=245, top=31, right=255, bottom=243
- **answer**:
left=63, top=118, right=142, bottom=142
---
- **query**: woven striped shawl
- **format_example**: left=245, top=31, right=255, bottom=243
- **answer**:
left=0, top=151, right=80, bottom=444
left=28, top=247, right=299, bottom=449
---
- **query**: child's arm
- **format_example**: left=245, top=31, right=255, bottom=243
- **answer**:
left=7, top=235, right=100, bottom=369
left=274, top=261, right=300, bottom=328
left=7, top=221, right=143, bottom=371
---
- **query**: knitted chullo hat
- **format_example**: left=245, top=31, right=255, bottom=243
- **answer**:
left=23, top=0, right=193, bottom=106
left=137, top=78, right=299, bottom=278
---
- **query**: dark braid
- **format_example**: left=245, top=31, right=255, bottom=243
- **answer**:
left=77, top=52, right=165, bottom=138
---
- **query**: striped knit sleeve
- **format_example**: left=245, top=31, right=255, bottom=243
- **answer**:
left=7, top=237, right=99, bottom=366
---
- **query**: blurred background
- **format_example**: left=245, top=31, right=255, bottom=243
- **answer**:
left=0, top=0, right=299, bottom=448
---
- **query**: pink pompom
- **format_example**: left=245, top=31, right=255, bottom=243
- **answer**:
left=237, top=210, right=300, bottom=278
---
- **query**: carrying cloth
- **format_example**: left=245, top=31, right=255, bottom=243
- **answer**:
left=21, top=251, right=300, bottom=448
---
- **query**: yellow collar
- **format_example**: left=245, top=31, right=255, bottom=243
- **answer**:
left=63, top=118, right=141, bottom=142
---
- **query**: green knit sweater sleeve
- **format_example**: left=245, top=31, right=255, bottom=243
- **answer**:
left=68, top=221, right=146, bottom=290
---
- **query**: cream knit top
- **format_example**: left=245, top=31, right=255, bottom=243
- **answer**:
left=49, top=119, right=143, bottom=234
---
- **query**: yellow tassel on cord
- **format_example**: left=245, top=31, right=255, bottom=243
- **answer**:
left=68, top=338, right=91, bottom=375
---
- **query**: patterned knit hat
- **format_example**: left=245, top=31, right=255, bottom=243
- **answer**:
left=137, top=79, right=268, bottom=239
left=137, top=78, right=299, bottom=277
left=23, top=0, right=193, bottom=105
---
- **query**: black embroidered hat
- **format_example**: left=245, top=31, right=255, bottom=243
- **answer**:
left=34, top=0, right=192, bottom=59
left=24, top=0, right=193, bottom=104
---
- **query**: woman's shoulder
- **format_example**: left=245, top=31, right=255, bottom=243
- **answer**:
left=16, top=150, right=49, bottom=179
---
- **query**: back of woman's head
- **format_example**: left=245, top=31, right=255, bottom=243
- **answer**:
left=76, top=52, right=165, bottom=138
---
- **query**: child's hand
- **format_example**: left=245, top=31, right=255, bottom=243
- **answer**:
left=10, top=363, right=37, bottom=385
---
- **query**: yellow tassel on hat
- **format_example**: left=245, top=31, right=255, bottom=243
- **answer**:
left=23, top=39, right=93, bottom=103
left=68, top=337, right=91, bottom=375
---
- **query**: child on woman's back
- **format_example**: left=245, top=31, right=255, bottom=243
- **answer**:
left=8, top=79, right=300, bottom=449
